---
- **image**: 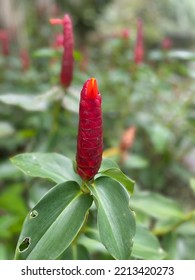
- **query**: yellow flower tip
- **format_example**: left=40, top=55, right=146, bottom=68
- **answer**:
left=87, top=77, right=98, bottom=99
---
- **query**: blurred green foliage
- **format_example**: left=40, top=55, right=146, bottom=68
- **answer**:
left=1, top=0, right=195, bottom=259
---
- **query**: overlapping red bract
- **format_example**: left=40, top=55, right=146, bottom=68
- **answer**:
left=50, top=14, right=74, bottom=88
left=60, top=14, right=74, bottom=88
left=134, top=19, right=144, bottom=64
left=76, top=78, right=103, bottom=181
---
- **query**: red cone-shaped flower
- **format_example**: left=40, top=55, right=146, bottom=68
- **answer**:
left=76, top=78, right=103, bottom=181
left=134, top=19, right=144, bottom=64
left=50, top=14, right=74, bottom=88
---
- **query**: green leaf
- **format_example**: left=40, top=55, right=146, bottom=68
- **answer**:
left=124, top=154, right=149, bottom=169
left=0, top=121, right=15, bottom=138
left=58, top=243, right=90, bottom=260
left=15, top=181, right=93, bottom=260
left=153, top=219, right=182, bottom=235
left=132, top=225, right=166, bottom=260
left=0, top=88, right=61, bottom=111
left=0, top=162, right=20, bottom=179
left=149, top=50, right=195, bottom=61
left=99, top=168, right=134, bottom=194
left=99, top=158, right=119, bottom=172
left=88, top=176, right=136, bottom=260
left=73, top=50, right=82, bottom=61
left=11, top=153, right=81, bottom=184
left=0, top=93, right=47, bottom=111
left=0, top=215, right=18, bottom=238
left=98, top=158, right=134, bottom=194
left=0, top=244, right=7, bottom=260
left=177, top=218, right=195, bottom=236
left=148, top=124, right=172, bottom=153
left=78, top=234, right=109, bottom=256
left=130, top=192, right=185, bottom=221
left=62, top=87, right=79, bottom=113
left=175, top=236, right=195, bottom=259
left=190, top=178, right=195, bottom=195
left=0, top=184, right=27, bottom=216
left=33, top=48, right=59, bottom=58
left=168, top=50, right=195, bottom=60
left=161, top=232, right=177, bottom=260
left=84, top=223, right=166, bottom=260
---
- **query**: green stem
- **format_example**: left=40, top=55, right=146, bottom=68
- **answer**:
left=46, top=98, right=62, bottom=150
left=80, top=181, right=91, bottom=194
left=152, top=210, right=195, bottom=236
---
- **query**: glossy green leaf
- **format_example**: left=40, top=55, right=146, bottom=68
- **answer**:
left=15, top=181, right=93, bottom=260
left=99, top=168, right=134, bottom=194
left=132, top=225, right=166, bottom=260
left=88, top=176, right=136, bottom=260
left=130, top=192, right=185, bottom=221
left=11, top=153, right=81, bottom=184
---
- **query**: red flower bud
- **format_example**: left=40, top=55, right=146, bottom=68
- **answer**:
left=121, top=28, right=130, bottom=40
left=134, top=19, right=144, bottom=64
left=50, top=14, right=74, bottom=88
left=20, top=49, right=30, bottom=71
left=76, top=78, right=103, bottom=181
left=161, top=37, right=172, bottom=50
left=0, top=29, right=9, bottom=56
